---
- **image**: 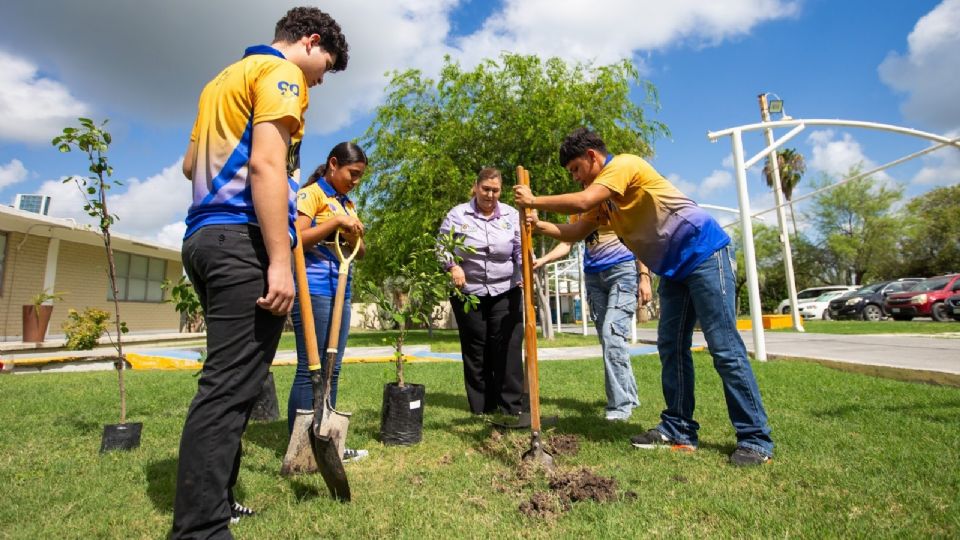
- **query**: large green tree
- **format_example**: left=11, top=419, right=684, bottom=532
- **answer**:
left=882, top=184, right=960, bottom=278
left=357, top=53, right=668, bottom=281
left=808, top=167, right=902, bottom=284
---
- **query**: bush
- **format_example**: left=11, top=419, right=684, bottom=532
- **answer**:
left=62, top=308, right=111, bottom=350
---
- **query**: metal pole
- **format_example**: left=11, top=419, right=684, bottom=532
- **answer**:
left=731, top=129, right=767, bottom=361
left=759, top=94, right=803, bottom=332
left=554, top=263, right=561, bottom=335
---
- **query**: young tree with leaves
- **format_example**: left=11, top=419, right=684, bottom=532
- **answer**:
left=53, top=118, right=131, bottom=423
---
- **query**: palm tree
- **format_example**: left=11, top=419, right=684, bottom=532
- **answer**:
left=763, top=148, right=806, bottom=238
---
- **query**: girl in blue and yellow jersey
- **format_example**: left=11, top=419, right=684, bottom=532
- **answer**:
left=287, top=142, right=368, bottom=462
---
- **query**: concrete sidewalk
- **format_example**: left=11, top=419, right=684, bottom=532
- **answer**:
left=4, top=328, right=957, bottom=377
left=625, top=328, right=960, bottom=375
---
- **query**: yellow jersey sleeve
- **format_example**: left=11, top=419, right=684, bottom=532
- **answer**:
left=593, top=156, right=635, bottom=197
left=297, top=185, right=324, bottom=219
left=252, top=61, right=308, bottom=137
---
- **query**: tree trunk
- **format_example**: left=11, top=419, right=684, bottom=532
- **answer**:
left=100, top=174, right=126, bottom=425
left=534, top=269, right=553, bottom=339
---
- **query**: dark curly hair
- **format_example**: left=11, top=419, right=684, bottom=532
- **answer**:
left=274, top=7, right=349, bottom=72
left=559, top=127, right=609, bottom=167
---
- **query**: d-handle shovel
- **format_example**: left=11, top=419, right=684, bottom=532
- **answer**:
left=516, top=165, right=553, bottom=469
left=282, top=229, right=359, bottom=501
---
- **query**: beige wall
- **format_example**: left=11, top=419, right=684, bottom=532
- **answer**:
left=0, top=232, right=182, bottom=339
left=0, top=232, right=49, bottom=338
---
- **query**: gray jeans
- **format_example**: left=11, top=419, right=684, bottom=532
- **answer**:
left=585, top=260, right=641, bottom=417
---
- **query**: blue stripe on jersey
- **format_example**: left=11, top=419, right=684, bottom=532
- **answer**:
left=200, top=117, right=253, bottom=206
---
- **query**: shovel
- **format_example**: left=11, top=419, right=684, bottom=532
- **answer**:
left=516, top=165, right=554, bottom=469
left=281, top=229, right=358, bottom=501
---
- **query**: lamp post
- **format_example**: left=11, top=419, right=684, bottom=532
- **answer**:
left=759, top=93, right=803, bottom=332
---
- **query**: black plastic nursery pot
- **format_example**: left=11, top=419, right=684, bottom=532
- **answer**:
left=250, top=371, right=280, bottom=422
left=379, top=382, right=425, bottom=446
left=100, top=422, right=143, bottom=453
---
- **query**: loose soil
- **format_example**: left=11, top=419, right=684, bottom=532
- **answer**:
left=519, top=468, right=619, bottom=518
left=546, top=434, right=580, bottom=456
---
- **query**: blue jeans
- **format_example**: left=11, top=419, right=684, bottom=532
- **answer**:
left=585, top=260, right=641, bottom=418
left=287, top=293, right=351, bottom=434
left=655, top=246, right=774, bottom=456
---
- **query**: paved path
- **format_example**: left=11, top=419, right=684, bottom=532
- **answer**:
left=624, top=328, right=960, bottom=375
left=4, top=329, right=958, bottom=376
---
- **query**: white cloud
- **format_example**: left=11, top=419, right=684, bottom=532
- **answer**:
left=37, top=160, right=190, bottom=247
left=700, top=169, right=733, bottom=196
left=878, top=0, right=960, bottom=131
left=0, top=159, right=28, bottom=189
left=909, top=129, right=960, bottom=186
left=666, top=173, right=697, bottom=198
left=0, top=0, right=798, bottom=134
left=0, top=51, right=89, bottom=143
left=454, top=0, right=799, bottom=69
left=805, top=129, right=893, bottom=183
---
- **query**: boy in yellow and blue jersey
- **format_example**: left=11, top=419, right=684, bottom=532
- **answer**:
left=515, top=128, right=774, bottom=467
left=173, top=7, right=349, bottom=538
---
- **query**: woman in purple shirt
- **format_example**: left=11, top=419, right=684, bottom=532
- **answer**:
left=439, top=167, right=524, bottom=415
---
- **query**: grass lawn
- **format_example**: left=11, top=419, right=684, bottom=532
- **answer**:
left=277, top=329, right=604, bottom=352
left=1, top=354, right=958, bottom=538
left=771, top=320, right=960, bottom=334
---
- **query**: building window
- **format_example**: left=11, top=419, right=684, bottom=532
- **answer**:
left=0, top=232, right=7, bottom=296
left=109, top=252, right=167, bottom=302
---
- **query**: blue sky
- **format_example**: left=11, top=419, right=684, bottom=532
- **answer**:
left=0, top=0, right=957, bottom=247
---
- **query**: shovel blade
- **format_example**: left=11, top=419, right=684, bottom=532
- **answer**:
left=309, top=428, right=351, bottom=502
left=281, top=409, right=318, bottom=476
left=521, top=431, right=555, bottom=470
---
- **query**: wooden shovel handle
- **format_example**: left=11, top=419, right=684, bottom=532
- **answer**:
left=516, top=166, right=542, bottom=432
left=293, top=229, right=322, bottom=372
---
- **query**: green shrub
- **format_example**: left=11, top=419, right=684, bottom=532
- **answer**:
left=62, top=308, right=111, bottom=350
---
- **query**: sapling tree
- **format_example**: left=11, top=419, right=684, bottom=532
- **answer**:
left=53, top=118, right=131, bottom=424
left=360, top=229, right=478, bottom=387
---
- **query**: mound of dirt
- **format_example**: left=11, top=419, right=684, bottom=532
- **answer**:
left=519, top=468, right=619, bottom=518
left=546, top=434, right=580, bottom=456
left=550, top=468, right=617, bottom=504
left=519, top=492, right=562, bottom=519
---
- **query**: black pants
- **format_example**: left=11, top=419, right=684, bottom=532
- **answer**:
left=171, top=225, right=286, bottom=539
left=451, top=287, right=524, bottom=415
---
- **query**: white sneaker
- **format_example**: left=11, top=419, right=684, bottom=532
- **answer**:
left=229, top=501, right=255, bottom=524
left=605, top=412, right=631, bottom=421
left=342, top=448, right=368, bottom=463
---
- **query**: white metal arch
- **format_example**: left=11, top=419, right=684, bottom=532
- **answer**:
left=706, top=118, right=960, bottom=361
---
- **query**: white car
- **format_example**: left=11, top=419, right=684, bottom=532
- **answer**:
left=778, top=285, right=858, bottom=314
left=796, top=291, right=848, bottom=320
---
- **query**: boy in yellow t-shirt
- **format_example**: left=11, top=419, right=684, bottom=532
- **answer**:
left=514, top=128, right=773, bottom=467
left=174, top=7, right=349, bottom=537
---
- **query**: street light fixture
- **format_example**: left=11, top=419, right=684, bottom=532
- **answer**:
left=758, top=92, right=802, bottom=332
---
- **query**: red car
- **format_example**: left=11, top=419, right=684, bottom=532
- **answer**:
left=884, top=273, right=960, bottom=321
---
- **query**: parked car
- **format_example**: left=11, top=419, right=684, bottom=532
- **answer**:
left=883, top=274, right=960, bottom=321
left=797, top=290, right=848, bottom=320
left=828, top=278, right=923, bottom=321
left=778, top=285, right=858, bottom=314
left=945, top=294, right=960, bottom=322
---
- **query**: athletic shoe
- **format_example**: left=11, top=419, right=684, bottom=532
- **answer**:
left=229, top=502, right=255, bottom=524
left=630, top=428, right=696, bottom=452
left=604, top=411, right=631, bottom=421
left=729, top=446, right=771, bottom=467
left=342, top=448, right=369, bottom=463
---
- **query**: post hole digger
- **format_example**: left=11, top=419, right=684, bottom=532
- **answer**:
left=515, top=165, right=554, bottom=469
left=281, top=229, right=359, bottom=501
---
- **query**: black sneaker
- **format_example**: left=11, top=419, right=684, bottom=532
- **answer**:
left=729, top=446, right=771, bottom=467
left=342, top=448, right=368, bottom=463
left=230, top=502, right=255, bottom=524
left=630, top=428, right=696, bottom=452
